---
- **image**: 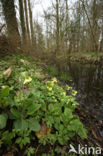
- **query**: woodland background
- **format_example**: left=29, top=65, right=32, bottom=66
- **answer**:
left=0, top=0, right=103, bottom=62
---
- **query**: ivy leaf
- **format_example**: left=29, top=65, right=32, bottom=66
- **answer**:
left=0, top=114, right=8, bottom=129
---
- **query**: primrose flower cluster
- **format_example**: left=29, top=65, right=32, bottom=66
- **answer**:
left=66, top=85, right=77, bottom=96
left=46, top=78, right=57, bottom=91
left=20, top=71, right=32, bottom=84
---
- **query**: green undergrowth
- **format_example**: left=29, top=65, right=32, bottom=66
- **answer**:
left=0, top=54, right=87, bottom=155
left=60, top=72, right=72, bottom=81
left=47, top=65, right=72, bottom=81
left=47, top=65, right=58, bottom=76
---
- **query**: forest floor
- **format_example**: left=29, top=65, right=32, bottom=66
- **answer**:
left=0, top=53, right=102, bottom=155
left=0, top=53, right=87, bottom=156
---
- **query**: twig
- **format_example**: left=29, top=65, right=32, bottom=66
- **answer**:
left=0, top=24, right=5, bottom=33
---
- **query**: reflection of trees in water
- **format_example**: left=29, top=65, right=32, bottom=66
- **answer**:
left=68, top=63, right=103, bottom=93
left=68, top=63, right=103, bottom=117
left=68, top=63, right=103, bottom=141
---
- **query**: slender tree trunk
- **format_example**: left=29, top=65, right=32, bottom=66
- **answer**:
left=92, top=0, right=98, bottom=51
left=24, top=0, right=30, bottom=42
left=76, top=0, right=81, bottom=52
left=65, top=0, right=69, bottom=51
left=81, top=0, right=97, bottom=51
left=99, top=21, right=103, bottom=51
left=19, top=0, right=26, bottom=43
left=81, top=6, right=85, bottom=52
left=28, top=0, right=35, bottom=47
left=56, top=0, right=59, bottom=55
left=1, top=0, right=20, bottom=44
left=99, top=31, right=103, bottom=52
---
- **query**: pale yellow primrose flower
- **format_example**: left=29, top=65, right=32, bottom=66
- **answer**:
left=23, top=76, right=32, bottom=84
left=66, top=85, right=72, bottom=90
left=47, top=86, right=52, bottom=91
left=20, top=59, right=25, bottom=63
left=52, top=77, right=57, bottom=83
left=72, top=90, right=77, bottom=96
left=61, top=92, right=66, bottom=97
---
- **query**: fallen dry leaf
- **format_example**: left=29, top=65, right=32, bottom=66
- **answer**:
left=3, top=67, right=12, bottom=78
left=35, top=123, right=51, bottom=139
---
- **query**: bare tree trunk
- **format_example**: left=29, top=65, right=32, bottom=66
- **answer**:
left=19, top=0, right=26, bottom=43
left=99, top=21, right=103, bottom=51
left=81, top=0, right=98, bottom=51
left=92, top=0, right=99, bottom=51
left=56, top=0, right=59, bottom=54
left=99, top=31, right=103, bottom=52
left=24, top=0, right=30, bottom=42
left=28, top=0, right=35, bottom=47
left=65, top=0, right=69, bottom=51
left=1, top=0, right=20, bottom=45
left=76, top=0, right=81, bottom=52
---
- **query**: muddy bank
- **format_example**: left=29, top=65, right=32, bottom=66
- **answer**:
left=68, top=52, right=103, bottom=65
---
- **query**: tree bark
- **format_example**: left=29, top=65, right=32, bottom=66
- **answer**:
left=81, top=0, right=98, bottom=51
left=28, top=0, right=36, bottom=47
left=1, top=0, right=20, bottom=45
left=24, top=0, right=30, bottom=42
left=65, top=0, right=69, bottom=51
left=19, top=0, right=26, bottom=43
left=56, top=0, right=59, bottom=54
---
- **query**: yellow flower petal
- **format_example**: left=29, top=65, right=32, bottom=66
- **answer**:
left=23, top=77, right=32, bottom=84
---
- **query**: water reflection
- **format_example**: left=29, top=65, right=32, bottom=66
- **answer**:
left=68, top=63, right=103, bottom=119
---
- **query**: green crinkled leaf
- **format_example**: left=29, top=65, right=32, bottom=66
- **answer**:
left=14, top=119, right=28, bottom=131
left=2, top=131, right=15, bottom=145
left=10, top=108, right=21, bottom=118
left=0, top=114, right=8, bottom=129
left=53, top=105, right=61, bottom=115
left=24, top=99, right=33, bottom=105
left=64, top=108, right=73, bottom=118
left=28, top=118, right=41, bottom=132
left=16, top=136, right=30, bottom=149
left=27, top=104, right=41, bottom=115
left=0, top=86, right=10, bottom=98
left=58, top=137, right=64, bottom=145
left=78, top=128, right=87, bottom=139
left=46, top=116, right=54, bottom=128
left=48, top=104, right=54, bottom=112
left=69, top=119, right=83, bottom=131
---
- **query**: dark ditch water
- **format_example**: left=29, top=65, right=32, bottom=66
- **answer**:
left=66, top=62, right=103, bottom=144
left=68, top=63, right=103, bottom=117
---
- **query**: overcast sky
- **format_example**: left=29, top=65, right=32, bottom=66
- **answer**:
left=0, top=0, right=76, bottom=34
left=32, top=0, right=76, bottom=23
left=1, top=0, right=76, bottom=25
